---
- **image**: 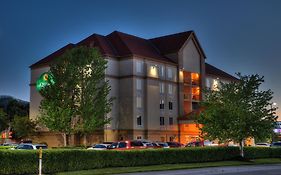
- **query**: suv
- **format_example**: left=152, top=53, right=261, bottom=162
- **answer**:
left=108, top=140, right=146, bottom=150
left=271, top=142, right=281, bottom=147
left=15, top=143, right=47, bottom=150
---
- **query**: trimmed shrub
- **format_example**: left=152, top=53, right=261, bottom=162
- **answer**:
left=0, top=147, right=240, bottom=174
left=244, top=147, right=281, bottom=159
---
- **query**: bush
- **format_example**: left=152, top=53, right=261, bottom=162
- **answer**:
left=0, top=146, right=14, bottom=150
left=244, top=147, right=281, bottom=159
left=0, top=147, right=240, bottom=174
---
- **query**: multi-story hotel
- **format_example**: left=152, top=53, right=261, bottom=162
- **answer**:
left=30, top=30, right=238, bottom=146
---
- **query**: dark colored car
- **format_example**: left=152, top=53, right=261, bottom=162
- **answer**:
left=271, top=142, right=281, bottom=147
left=185, top=141, right=204, bottom=147
left=166, top=142, right=183, bottom=148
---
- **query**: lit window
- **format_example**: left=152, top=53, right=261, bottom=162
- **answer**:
left=137, top=96, right=142, bottom=108
left=167, top=68, right=172, bottom=79
left=168, top=84, right=173, bottom=94
left=136, top=61, right=142, bottom=73
left=160, top=99, right=164, bottom=109
left=169, top=117, right=173, bottom=125
left=149, top=65, right=158, bottom=77
left=136, top=79, right=142, bottom=90
left=159, top=82, right=165, bottom=93
left=213, top=79, right=219, bottom=91
left=137, top=116, right=142, bottom=126
left=160, top=117, right=165, bottom=126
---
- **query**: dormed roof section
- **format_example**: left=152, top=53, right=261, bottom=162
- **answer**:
left=150, top=31, right=192, bottom=54
left=30, top=44, right=75, bottom=68
left=205, top=63, right=239, bottom=81
left=77, top=34, right=117, bottom=56
left=106, top=31, right=175, bottom=63
left=150, top=30, right=206, bottom=58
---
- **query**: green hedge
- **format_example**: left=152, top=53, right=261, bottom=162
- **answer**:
left=2, top=147, right=281, bottom=174
left=0, top=147, right=239, bottom=174
left=244, top=147, right=281, bottom=159
left=0, top=146, right=14, bottom=150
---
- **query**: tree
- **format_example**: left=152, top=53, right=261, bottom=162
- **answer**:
left=11, top=116, right=37, bottom=139
left=198, top=73, right=277, bottom=157
left=0, top=108, right=8, bottom=132
left=39, top=46, right=113, bottom=146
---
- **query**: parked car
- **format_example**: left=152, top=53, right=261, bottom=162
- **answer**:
left=87, top=144, right=110, bottom=150
left=108, top=140, right=146, bottom=150
left=203, top=140, right=219, bottom=147
left=14, top=143, right=47, bottom=150
left=255, top=143, right=270, bottom=147
left=155, top=142, right=170, bottom=148
left=166, top=142, right=183, bottom=148
left=185, top=141, right=204, bottom=147
left=270, top=142, right=281, bottom=147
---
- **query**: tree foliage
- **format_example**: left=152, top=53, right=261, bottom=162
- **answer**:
left=11, top=116, right=37, bottom=139
left=198, top=73, right=277, bottom=156
left=0, top=108, right=8, bottom=132
left=39, top=46, right=113, bottom=145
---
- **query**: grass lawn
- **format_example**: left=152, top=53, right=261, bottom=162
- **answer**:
left=56, top=158, right=281, bottom=175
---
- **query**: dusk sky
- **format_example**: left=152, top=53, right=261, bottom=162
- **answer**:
left=0, top=0, right=280, bottom=117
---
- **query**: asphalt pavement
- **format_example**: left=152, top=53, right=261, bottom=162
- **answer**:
left=119, top=164, right=281, bottom=175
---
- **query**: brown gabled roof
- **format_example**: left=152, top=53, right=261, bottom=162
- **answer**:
left=107, top=31, right=175, bottom=63
left=30, top=30, right=205, bottom=68
left=30, top=43, right=75, bottom=68
left=150, top=31, right=206, bottom=58
left=205, top=63, right=238, bottom=81
left=150, top=31, right=193, bottom=54
left=77, top=34, right=117, bottom=56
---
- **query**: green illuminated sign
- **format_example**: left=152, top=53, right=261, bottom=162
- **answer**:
left=36, top=72, right=55, bottom=91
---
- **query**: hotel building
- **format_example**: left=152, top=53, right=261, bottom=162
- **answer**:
left=30, top=31, right=238, bottom=146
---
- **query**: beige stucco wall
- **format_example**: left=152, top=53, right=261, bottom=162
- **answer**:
left=30, top=66, right=49, bottom=121
left=180, top=39, right=201, bottom=73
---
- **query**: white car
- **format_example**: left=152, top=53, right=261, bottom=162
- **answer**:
left=255, top=143, right=270, bottom=147
left=87, top=144, right=110, bottom=150
left=14, top=143, right=47, bottom=150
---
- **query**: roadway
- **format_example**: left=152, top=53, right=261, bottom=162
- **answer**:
left=119, top=164, right=281, bottom=175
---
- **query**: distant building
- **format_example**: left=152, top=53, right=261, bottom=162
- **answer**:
left=30, top=31, right=238, bottom=147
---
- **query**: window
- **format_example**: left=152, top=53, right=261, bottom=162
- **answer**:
left=167, top=68, right=172, bottom=79
left=136, top=79, right=142, bottom=90
left=169, top=117, right=173, bottom=125
left=169, top=102, right=173, bottom=110
left=137, top=96, right=142, bottom=108
left=169, top=136, right=174, bottom=142
left=168, top=84, right=173, bottom=94
left=137, top=116, right=142, bottom=126
left=136, top=136, right=142, bottom=140
left=160, top=117, right=165, bottom=125
left=159, top=82, right=165, bottom=93
left=136, top=61, right=142, bottom=73
left=160, top=99, right=164, bottom=109
left=159, top=65, right=165, bottom=77
left=118, top=142, right=127, bottom=148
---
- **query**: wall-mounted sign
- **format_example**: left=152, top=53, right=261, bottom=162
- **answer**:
left=36, top=72, right=55, bottom=91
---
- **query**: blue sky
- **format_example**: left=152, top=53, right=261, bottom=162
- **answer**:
left=0, top=0, right=280, bottom=116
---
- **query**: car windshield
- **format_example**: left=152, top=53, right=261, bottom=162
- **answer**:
left=94, top=145, right=106, bottom=148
